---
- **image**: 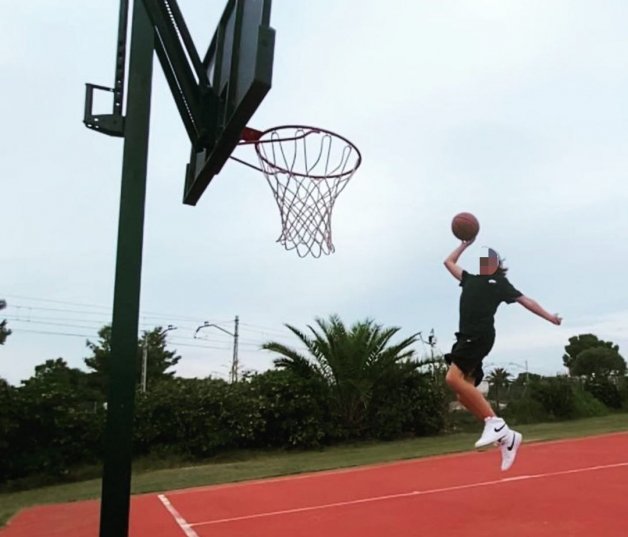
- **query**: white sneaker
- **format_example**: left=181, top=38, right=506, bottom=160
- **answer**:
left=500, top=430, right=523, bottom=471
left=474, top=417, right=510, bottom=449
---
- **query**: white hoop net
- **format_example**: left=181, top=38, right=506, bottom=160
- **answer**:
left=250, top=126, right=361, bottom=258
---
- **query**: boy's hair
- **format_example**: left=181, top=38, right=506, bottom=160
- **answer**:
left=486, top=247, right=508, bottom=276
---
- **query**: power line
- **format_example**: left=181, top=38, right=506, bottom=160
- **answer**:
left=5, top=313, right=109, bottom=324
left=4, top=315, right=179, bottom=334
left=2, top=294, right=306, bottom=357
left=3, top=294, right=111, bottom=310
left=8, top=304, right=111, bottom=317
left=12, top=328, right=93, bottom=338
left=5, top=316, right=282, bottom=349
left=2, top=295, right=291, bottom=336
left=3, top=296, right=231, bottom=325
left=239, top=321, right=292, bottom=334
left=6, top=318, right=104, bottom=332
left=5, top=316, right=305, bottom=352
left=172, top=342, right=232, bottom=350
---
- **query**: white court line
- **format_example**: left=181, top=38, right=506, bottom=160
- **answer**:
left=165, top=431, right=628, bottom=497
left=189, top=460, right=628, bottom=528
left=158, top=494, right=200, bottom=537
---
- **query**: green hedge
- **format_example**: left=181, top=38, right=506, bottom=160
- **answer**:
left=503, top=376, right=608, bottom=424
left=369, top=368, right=447, bottom=440
left=4, top=369, right=623, bottom=488
left=1, top=367, right=447, bottom=486
left=1, top=381, right=104, bottom=484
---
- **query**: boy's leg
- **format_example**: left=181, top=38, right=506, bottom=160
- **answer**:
left=445, top=363, right=510, bottom=448
left=445, top=363, right=495, bottom=419
left=456, top=374, right=488, bottom=420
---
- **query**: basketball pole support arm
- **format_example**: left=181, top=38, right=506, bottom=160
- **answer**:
left=142, top=0, right=217, bottom=147
left=83, top=0, right=128, bottom=137
left=83, top=0, right=216, bottom=144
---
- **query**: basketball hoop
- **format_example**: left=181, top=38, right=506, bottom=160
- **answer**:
left=232, top=125, right=362, bottom=258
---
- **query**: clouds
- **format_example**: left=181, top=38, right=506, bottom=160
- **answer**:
left=2, top=1, right=628, bottom=384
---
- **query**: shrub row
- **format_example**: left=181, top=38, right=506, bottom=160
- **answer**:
left=0, top=368, right=446, bottom=485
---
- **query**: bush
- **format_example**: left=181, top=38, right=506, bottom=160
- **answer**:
left=572, top=385, right=608, bottom=417
left=3, top=385, right=104, bottom=483
left=134, top=378, right=265, bottom=458
left=529, top=376, right=577, bottom=420
left=504, top=376, right=608, bottom=423
left=369, top=367, right=447, bottom=440
left=619, top=378, right=628, bottom=410
left=0, top=379, right=17, bottom=482
left=584, top=379, right=623, bottom=409
left=502, top=396, right=548, bottom=424
left=248, top=369, right=330, bottom=449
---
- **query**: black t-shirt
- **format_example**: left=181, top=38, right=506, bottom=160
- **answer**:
left=458, top=270, right=523, bottom=335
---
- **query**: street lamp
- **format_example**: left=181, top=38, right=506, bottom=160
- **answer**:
left=141, top=324, right=177, bottom=393
left=417, top=328, right=439, bottom=362
left=195, top=316, right=239, bottom=382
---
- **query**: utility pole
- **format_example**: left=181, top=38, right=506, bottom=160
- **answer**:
left=231, top=316, right=239, bottom=383
left=427, top=328, right=436, bottom=360
left=194, top=316, right=240, bottom=382
left=419, top=328, right=438, bottom=361
left=141, top=324, right=177, bottom=393
left=141, top=341, right=148, bottom=392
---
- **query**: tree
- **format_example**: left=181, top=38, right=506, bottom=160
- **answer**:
left=19, top=357, right=100, bottom=405
left=563, top=334, right=619, bottom=373
left=570, top=347, right=626, bottom=379
left=84, top=325, right=181, bottom=393
left=262, top=314, right=420, bottom=435
left=0, top=320, right=10, bottom=345
left=23, top=358, right=89, bottom=389
left=11, top=359, right=105, bottom=479
left=486, top=367, right=512, bottom=410
left=0, top=299, right=10, bottom=345
left=0, top=376, right=15, bottom=480
left=138, top=326, right=181, bottom=389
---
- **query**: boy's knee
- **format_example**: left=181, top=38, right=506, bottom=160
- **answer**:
left=445, top=367, right=462, bottom=389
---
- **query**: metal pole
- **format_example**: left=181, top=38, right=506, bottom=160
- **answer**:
left=195, top=319, right=239, bottom=382
left=113, top=0, right=130, bottom=116
left=230, top=316, right=240, bottom=383
left=141, top=339, right=148, bottom=393
left=141, top=324, right=176, bottom=393
left=98, top=1, right=154, bottom=535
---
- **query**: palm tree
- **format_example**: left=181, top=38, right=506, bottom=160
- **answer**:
left=486, top=367, right=512, bottom=410
left=262, top=315, right=420, bottom=434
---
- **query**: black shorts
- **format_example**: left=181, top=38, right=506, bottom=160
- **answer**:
left=444, top=332, right=495, bottom=386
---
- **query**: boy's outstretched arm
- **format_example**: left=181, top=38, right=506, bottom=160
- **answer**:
left=444, top=239, right=474, bottom=281
left=516, top=296, right=562, bottom=325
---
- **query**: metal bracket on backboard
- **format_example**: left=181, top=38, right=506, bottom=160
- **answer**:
left=83, top=83, right=125, bottom=137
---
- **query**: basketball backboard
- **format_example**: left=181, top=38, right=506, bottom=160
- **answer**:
left=183, top=0, right=275, bottom=205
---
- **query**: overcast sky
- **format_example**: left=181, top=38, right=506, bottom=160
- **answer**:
left=2, top=1, right=628, bottom=385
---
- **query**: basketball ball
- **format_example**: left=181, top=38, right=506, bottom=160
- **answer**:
left=451, top=212, right=479, bottom=241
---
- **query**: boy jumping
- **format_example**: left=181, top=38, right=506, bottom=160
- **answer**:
left=443, top=239, right=561, bottom=471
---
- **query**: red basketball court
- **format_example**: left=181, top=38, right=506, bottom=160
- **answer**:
left=3, top=432, right=627, bottom=537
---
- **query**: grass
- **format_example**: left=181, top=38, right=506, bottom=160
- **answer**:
left=2, top=413, right=627, bottom=527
